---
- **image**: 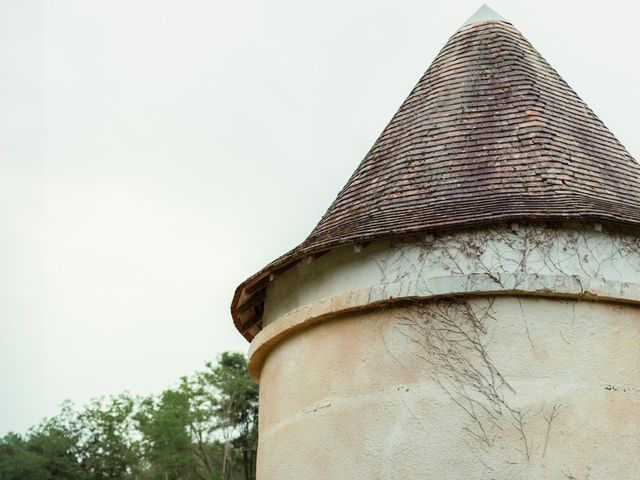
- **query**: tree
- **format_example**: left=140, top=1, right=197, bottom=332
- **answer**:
left=0, top=352, right=258, bottom=480
left=136, top=353, right=259, bottom=480
left=28, top=403, right=85, bottom=480
left=136, top=385, right=211, bottom=480
left=0, top=433, right=49, bottom=480
left=0, top=402, right=84, bottom=480
left=199, top=352, right=258, bottom=480
left=73, top=394, right=143, bottom=479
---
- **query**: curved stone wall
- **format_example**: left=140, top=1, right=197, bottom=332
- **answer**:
left=262, top=223, right=640, bottom=327
left=257, top=298, right=640, bottom=479
left=250, top=223, right=640, bottom=478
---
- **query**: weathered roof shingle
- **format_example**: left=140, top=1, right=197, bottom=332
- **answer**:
left=231, top=15, right=640, bottom=340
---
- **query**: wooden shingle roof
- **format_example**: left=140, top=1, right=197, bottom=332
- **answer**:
left=231, top=12, right=640, bottom=340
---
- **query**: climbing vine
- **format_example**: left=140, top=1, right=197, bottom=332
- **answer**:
left=379, top=222, right=640, bottom=467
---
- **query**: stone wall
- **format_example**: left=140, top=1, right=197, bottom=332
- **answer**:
left=250, top=223, right=640, bottom=479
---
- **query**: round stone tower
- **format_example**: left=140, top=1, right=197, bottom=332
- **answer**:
left=231, top=5, right=640, bottom=479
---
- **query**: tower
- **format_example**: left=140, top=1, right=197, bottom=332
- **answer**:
left=231, top=5, right=640, bottom=478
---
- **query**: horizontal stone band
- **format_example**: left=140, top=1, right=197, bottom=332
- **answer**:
left=248, top=272, right=640, bottom=380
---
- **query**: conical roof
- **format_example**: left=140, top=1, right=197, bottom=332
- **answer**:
left=232, top=7, right=640, bottom=340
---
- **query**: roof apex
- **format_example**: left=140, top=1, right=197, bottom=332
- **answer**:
left=462, top=3, right=509, bottom=27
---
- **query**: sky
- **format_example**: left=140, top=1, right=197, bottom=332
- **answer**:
left=1, top=0, right=639, bottom=435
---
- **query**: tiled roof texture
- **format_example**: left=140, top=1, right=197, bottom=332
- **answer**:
left=307, top=21, right=640, bottom=245
left=231, top=18, right=640, bottom=340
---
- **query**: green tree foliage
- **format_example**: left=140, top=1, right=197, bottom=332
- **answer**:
left=75, top=395, right=142, bottom=479
left=0, top=433, right=49, bottom=480
left=0, top=353, right=258, bottom=480
left=136, top=388, right=192, bottom=477
left=27, top=403, right=85, bottom=480
left=0, top=402, right=85, bottom=480
left=203, top=353, right=258, bottom=480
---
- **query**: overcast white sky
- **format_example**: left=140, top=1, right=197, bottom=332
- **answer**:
left=1, top=0, right=639, bottom=435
